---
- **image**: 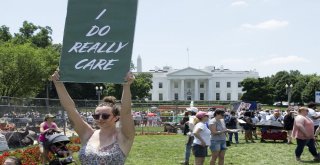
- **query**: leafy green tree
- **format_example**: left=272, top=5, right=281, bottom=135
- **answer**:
left=290, top=74, right=312, bottom=104
left=0, top=43, right=59, bottom=97
left=105, top=73, right=153, bottom=100
left=241, top=77, right=275, bottom=104
left=0, top=25, right=12, bottom=42
left=10, top=21, right=52, bottom=48
left=270, top=70, right=302, bottom=103
left=301, top=76, right=320, bottom=103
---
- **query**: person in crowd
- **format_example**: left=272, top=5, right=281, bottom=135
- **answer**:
left=226, top=111, right=239, bottom=144
left=251, top=112, right=259, bottom=140
left=243, top=112, right=255, bottom=143
left=207, top=108, right=216, bottom=119
left=209, top=109, right=228, bottom=165
left=292, top=107, right=320, bottom=162
left=51, top=71, right=135, bottom=165
left=180, top=110, right=197, bottom=165
left=3, top=156, right=22, bottom=165
left=269, top=109, right=284, bottom=123
left=283, top=108, right=295, bottom=144
left=307, top=102, right=320, bottom=134
left=192, top=111, right=210, bottom=165
left=38, top=114, right=61, bottom=165
left=181, top=111, right=191, bottom=136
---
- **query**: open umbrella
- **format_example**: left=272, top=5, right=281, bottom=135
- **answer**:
left=256, top=120, right=284, bottom=129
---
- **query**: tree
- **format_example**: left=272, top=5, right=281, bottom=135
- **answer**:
left=10, top=21, right=52, bottom=48
left=0, top=25, right=12, bottom=42
left=0, top=43, right=59, bottom=97
left=270, top=70, right=302, bottom=103
left=105, top=73, right=153, bottom=100
left=241, top=77, right=275, bottom=105
left=301, top=76, right=320, bottom=103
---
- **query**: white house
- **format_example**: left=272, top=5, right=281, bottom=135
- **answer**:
left=147, top=66, right=259, bottom=101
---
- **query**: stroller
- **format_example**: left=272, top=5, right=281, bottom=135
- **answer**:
left=44, top=130, right=75, bottom=165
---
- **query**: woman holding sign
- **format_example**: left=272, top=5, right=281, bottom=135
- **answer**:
left=51, top=71, right=135, bottom=165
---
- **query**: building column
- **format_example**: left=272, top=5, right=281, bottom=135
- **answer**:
left=167, top=80, right=171, bottom=101
left=194, top=79, right=199, bottom=100
left=180, top=79, right=185, bottom=100
left=208, top=79, right=213, bottom=100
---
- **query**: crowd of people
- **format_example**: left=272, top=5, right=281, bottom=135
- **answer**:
left=180, top=102, right=320, bottom=165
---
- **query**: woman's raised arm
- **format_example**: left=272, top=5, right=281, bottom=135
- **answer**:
left=51, top=71, right=94, bottom=143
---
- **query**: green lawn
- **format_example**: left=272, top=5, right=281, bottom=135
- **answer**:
left=4, top=128, right=320, bottom=164
left=125, top=134, right=320, bottom=165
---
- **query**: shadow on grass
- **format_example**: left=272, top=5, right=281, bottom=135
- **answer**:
left=300, top=160, right=320, bottom=164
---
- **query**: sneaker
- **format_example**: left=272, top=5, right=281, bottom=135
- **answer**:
left=314, top=154, right=320, bottom=162
left=296, top=157, right=301, bottom=161
left=179, top=161, right=189, bottom=165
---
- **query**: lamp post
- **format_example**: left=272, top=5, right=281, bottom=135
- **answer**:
left=285, top=84, right=293, bottom=106
left=95, top=86, right=103, bottom=104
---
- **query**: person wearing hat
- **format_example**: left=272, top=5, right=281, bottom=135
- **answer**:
left=192, top=111, right=210, bottom=165
left=38, top=113, right=60, bottom=165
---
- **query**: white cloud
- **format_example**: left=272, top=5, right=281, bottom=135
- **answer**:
left=231, top=1, right=248, bottom=7
left=241, top=19, right=289, bottom=30
left=260, top=55, right=310, bottom=65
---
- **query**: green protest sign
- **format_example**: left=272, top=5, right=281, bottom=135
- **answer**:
left=59, top=0, right=138, bottom=83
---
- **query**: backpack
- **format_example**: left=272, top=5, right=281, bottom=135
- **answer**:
left=226, top=116, right=236, bottom=128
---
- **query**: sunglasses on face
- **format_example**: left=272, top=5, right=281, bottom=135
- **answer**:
left=92, top=113, right=111, bottom=120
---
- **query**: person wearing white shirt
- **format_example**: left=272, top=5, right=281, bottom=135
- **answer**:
left=307, top=102, right=320, bottom=134
left=192, top=111, right=210, bottom=165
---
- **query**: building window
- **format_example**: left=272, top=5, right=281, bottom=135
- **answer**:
left=159, top=82, right=163, bottom=88
left=159, top=93, right=163, bottom=101
left=174, top=93, right=179, bottom=100
left=227, top=82, right=231, bottom=88
left=187, top=90, right=192, bottom=100
left=200, top=82, right=204, bottom=88
left=227, top=93, right=231, bottom=101
left=216, top=93, right=220, bottom=101
left=238, top=82, right=242, bottom=88
left=174, top=82, right=178, bottom=88
left=187, top=82, right=191, bottom=88
left=238, top=93, right=242, bottom=100
left=216, top=82, right=220, bottom=88
left=200, top=93, right=204, bottom=100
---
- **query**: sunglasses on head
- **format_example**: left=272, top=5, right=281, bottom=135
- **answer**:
left=92, top=113, right=111, bottom=120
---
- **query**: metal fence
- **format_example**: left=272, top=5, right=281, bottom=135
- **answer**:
left=0, top=96, right=234, bottom=133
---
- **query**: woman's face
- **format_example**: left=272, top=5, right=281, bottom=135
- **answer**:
left=216, top=113, right=224, bottom=119
left=94, top=106, right=117, bottom=128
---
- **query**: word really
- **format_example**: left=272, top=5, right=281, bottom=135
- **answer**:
left=68, top=42, right=128, bottom=54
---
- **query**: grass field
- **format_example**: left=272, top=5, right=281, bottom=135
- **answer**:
left=125, top=133, right=320, bottom=165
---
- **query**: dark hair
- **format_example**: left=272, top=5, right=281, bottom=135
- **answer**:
left=98, top=96, right=120, bottom=122
left=307, top=102, right=317, bottom=109
left=5, top=156, right=22, bottom=165
left=214, top=109, right=225, bottom=117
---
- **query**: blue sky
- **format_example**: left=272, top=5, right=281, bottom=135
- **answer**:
left=1, top=0, right=319, bottom=77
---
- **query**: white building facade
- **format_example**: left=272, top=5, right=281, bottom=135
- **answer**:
left=149, top=67, right=259, bottom=101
